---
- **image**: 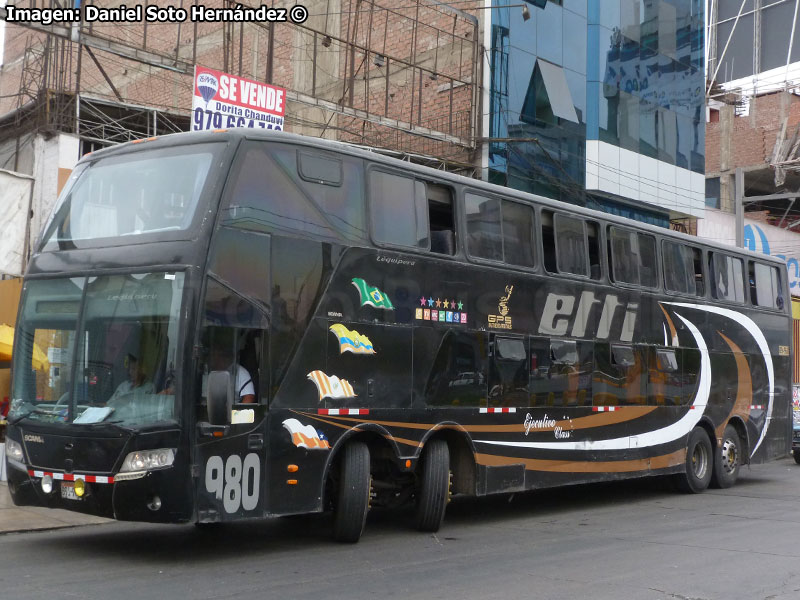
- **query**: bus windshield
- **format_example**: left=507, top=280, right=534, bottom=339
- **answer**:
left=10, top=272, right=185, bottom=428
left=41, top=143, right=223, bottom=250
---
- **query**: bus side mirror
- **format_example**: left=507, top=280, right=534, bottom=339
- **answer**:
left=207, top=370, right=233, bottom=425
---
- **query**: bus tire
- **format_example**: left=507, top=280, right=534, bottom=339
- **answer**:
left=711, top=425, right=741, bottom=489
left=332, top=441, right=371, bottom=543
left=675, top=427, right=712, bottom=494
left=415, top=439, right=450, bottom=532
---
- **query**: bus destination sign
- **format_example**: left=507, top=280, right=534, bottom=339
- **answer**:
left=191, top=65, right=286, bottom=132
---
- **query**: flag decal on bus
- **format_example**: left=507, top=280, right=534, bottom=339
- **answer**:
left=282, top=418, right=331, bottom=450
left=352, top=278, right=394, bottom=310
left=307, top=370, right=357, bottom=400
left=329, top=324, right=376, bottom=354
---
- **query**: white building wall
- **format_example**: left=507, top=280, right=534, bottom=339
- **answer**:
left=698, top=209, right=800, bottom=297
left=586, top=140, right=705, bottom=218
left=0, top=170, right=34, bottom=277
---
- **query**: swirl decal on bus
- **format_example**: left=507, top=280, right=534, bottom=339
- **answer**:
left=475, top=304, right=773, bottom=457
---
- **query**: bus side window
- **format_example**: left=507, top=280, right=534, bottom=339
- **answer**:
left=221, top=142, right=337, bottom=240
left=427, top=183, right=456, bottom=255
left=541, top=210, right=557, bottom=272
left=587, top=221, right=602, bottom=280
left=609, top=227, right=639, bottom=285
left=554, top=214, right=588, bottom=276
left=502, top=200, right=535, bottom=267
left=691, top=247, right=705, bottom=297
left=488, top=336, right=529, bottom=407
left=465, top=193, right=502, bottom=261
left=709, top=252, right=745, bottom=303
left=201, top=279, right=268, bottom=407
left=749, top=261, right=783, bottom=309
left=370, top=171, right=429, bottom=249
left=664, top=241, right=703, bottom=296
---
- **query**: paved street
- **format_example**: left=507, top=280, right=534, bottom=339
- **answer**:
left=2, top=458, right=800, bottom=600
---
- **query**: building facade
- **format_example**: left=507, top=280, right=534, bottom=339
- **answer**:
left=485, top=0, right=705, bottom=226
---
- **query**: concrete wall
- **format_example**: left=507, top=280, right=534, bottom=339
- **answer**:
left=30, top=133, right=80, bottom=249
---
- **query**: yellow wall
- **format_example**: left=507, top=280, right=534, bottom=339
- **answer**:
left=0, top=278, right=22, bottom=327
left=0, top=278, right=22, bottom=414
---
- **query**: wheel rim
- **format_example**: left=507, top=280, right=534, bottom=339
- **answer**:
left=692, top=441, right=709, bottom=479
left=720, top=438, right=738, bottom=475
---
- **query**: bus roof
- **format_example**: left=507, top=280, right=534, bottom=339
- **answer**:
left=82, top=129, right=786, bottom=267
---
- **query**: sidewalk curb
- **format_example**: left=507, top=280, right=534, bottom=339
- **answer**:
left=0, top=481, right=113, bottom=534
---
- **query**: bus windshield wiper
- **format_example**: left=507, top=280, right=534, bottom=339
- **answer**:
left=81, top=420, right=136, bottom=434
left=8, top=407, right=59, bottom=425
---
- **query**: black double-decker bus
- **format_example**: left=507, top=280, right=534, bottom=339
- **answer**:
left=6, top=130, right=792, bottom=542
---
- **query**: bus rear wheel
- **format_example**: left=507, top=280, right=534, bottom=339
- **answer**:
left=675, top=427, right=712, bottom=493
left=415, top=439, right=450, bottom=532
left=332, top=441, right=371, bottom=543
left=711, top=425, right=741, bottom=489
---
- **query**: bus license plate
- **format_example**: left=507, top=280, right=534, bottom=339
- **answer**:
left=60, top=482, right=80, bottom=501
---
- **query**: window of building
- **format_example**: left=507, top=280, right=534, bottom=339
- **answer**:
left=705, top=177, right=721, bottom=209
left=710, top=253, right=745, bottom=303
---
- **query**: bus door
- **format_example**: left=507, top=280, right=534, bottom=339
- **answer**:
left=195, top=278, right=270, bottom=522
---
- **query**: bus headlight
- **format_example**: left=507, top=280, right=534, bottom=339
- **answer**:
left=120, top=449, right=176, bottom=473
left=6, top=439, right=24, bottom=462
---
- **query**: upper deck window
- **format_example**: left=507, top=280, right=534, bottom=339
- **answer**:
left=222, top=143, right=365, bottom=242
left=465, top=193, right=535, bottom=267
left=663, top=240, right=704, bottom=296
left=41, top=143, right=222, bottom=250
left=555, top=214, right=588, bottom=276
left=710, top=253, right=745, bottom=303
left=609, top=227, right=658, bottom=288
left=749, top=261, right=784, bottom=310
left=369, top=171, right=428, bottom=249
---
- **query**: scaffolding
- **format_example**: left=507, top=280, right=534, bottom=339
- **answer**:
left=0, top=0, right=481, bottom=166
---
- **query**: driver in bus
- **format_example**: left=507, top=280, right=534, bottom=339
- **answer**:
left=209, top=343, right=255, bottom=404
left=108, top=353, right=154, bottom=404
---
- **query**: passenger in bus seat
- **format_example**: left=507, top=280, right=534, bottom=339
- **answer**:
left=209, top=343, right=255, bottom=404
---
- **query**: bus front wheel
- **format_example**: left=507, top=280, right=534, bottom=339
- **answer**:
left=675, top=427, right=712, bottom=493
left=332, top=441, right=371, bottom=543
left=415, top=439, right=450, bottom=532
left=711, top=425, right=741, bottom=489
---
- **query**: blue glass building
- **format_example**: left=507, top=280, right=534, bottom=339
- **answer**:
left=484, top=0, right=705, bottom=227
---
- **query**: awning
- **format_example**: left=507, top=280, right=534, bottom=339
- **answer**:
left=0, top=324, right=50, bottom=371
left=537, top=59, right=579, bottom=123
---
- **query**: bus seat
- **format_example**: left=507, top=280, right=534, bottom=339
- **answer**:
left=430, top=230, right=455, bottom=255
